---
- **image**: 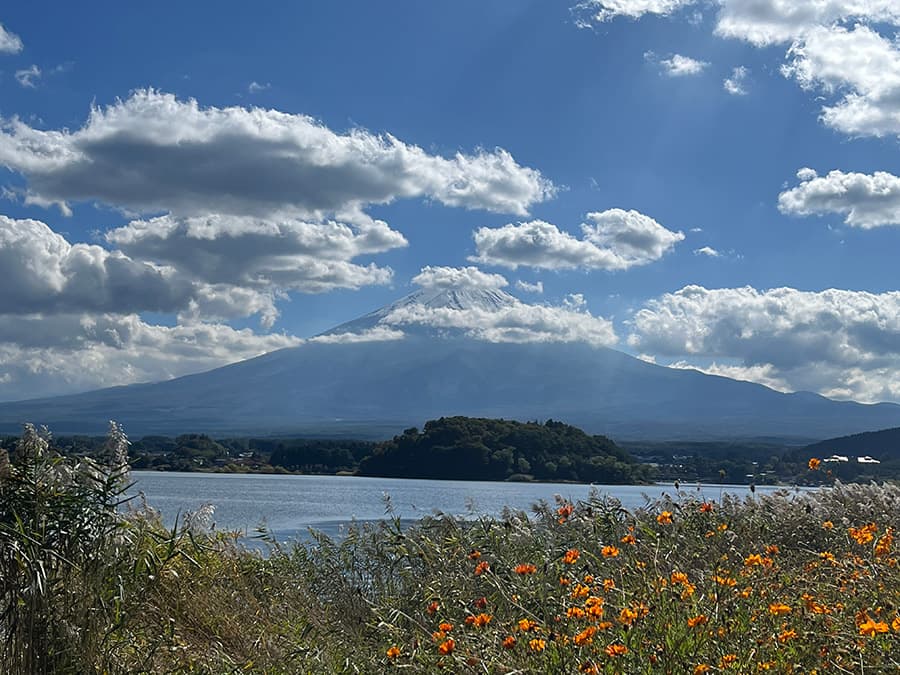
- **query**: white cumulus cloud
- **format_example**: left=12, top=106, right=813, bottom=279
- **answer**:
left=471, top=209, right=683, bottom=271
left=0, top=314, right=301, bottom=401
left=14, top=65, right=40, bottom=88
left=106, top=213, right=403, bottom=293
left=782, top=24, right=900, bottom=137
left=715, top=0, right=900, bottom=46
left=668, top=360, right=791, bottom=392
left=346, top=267, right=620, bottom=347
left=412, top=265, right=509, bottom=291
left=578, top=0, right=697, bottom=22
left=0, top=215, right=193, bottom=315
left=383, top=297, right=617, bottom=347
left=658, top=53, right=709, bottom=76
left=0, top=22, right=22, bottom=54
left=629, top=285, right=900, bottom=402
left=308, top=326, right=405, bottom=344
left=723, top=66, right=750, bottom=95
left=578, top=1, right=900, bottom=137
left=779, top=168, right=900, bottom=228
left=0, top=89, right=555, bottom=219
left=515, top=280, right=544, bottom=294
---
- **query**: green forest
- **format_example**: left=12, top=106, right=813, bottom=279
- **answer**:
left=359, top=417, right=651, bottom=483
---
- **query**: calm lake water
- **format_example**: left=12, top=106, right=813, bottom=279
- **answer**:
left=129, top=471, right=802, bottom=540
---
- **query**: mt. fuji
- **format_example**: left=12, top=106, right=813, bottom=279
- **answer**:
left=1, top=286, right=900, bottom=441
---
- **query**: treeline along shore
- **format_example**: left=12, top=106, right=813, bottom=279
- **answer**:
left=3, top=415, right=896, bottom=485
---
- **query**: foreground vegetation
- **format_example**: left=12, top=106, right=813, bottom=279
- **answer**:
left=1, top=425, right=899, bottom=673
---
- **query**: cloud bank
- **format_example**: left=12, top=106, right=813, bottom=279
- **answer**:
left=629, top=285, right=900, bottom=402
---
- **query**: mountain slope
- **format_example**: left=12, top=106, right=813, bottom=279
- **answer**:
left=2, top=288, right=900, bottom=440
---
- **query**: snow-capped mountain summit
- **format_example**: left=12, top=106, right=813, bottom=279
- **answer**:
left=320, top=287, right=517, bottom=337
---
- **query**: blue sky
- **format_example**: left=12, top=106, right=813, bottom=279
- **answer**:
left=2, top=0, right=900, bottom=402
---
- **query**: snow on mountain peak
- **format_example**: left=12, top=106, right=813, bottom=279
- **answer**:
left=318, top=286, right=518, bottom=337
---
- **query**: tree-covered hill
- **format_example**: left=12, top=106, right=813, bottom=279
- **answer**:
left=805, top=426, right=900, bottom=459
left=358, top=416, right=652, bottom=483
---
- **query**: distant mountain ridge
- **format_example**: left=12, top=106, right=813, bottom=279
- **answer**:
left=2, top=287, right=900, bottom=440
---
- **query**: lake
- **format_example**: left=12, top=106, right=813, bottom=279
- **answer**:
left=128, top=471, right=802, bottom=540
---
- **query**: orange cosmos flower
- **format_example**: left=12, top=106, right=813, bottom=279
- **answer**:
left=574, top=626, right=597, bottom=646
left=620, top=533, right=636, bottom=544
left=528, top=638, right=546, bottom=652
left=808, top=458, right=821, bottom=470
left=567, top=606, right=586, bottom=619
left=765, top=544, right=780, bottom=555
left=687, top=615, right=708, bottom=628
left=699, top=502, right=714, bottom=513
left=515, top=563, right=537, bottom=575
left=602, top=578, right=615, bottom=591
left=426, top=600, right=440, bottom=614
left=468, top=549, right=481, bottom=559
left=744, top=554, right=764, bottom=567
left=601, top=545, right=620, bottom=558
left=559, top=576, right=571, bottom=586
left=438, top=638, right=455, bottom=655
left=849, top=523, right=877, bottom=545
left=571, top=583, right=590, bottom=599
left=859, top=618, right=889, bottom=636
left=778, top=629, right=798, bottom=642
left=518, top=618, right=537, bottom=632
left=618, top=607, right=638, bottom=626
left=474, top=561, right=490, bottom=576
left=604, top=643, right=628, bottom=657
left=768, top=603, right=792, bottom=616
left=502, top=635, right=516, bottom=649
left=720, top=654, right=738, bottom=667
left=671, top=571, right=689, bottom=584
left=386, top=646, right=401, bottom=659
left=694, top=666, right=711, bottom=675
left=438, top=621, right=453, bottom=632
left=558, top=503, right=574, bottom=519
left=822, top=520, right=834, bottom=529
left=465, top=613, right=492, bottom=627
left=563, top=548, right=580, bottom=564
left=657, top=511, right=673, bottom=525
